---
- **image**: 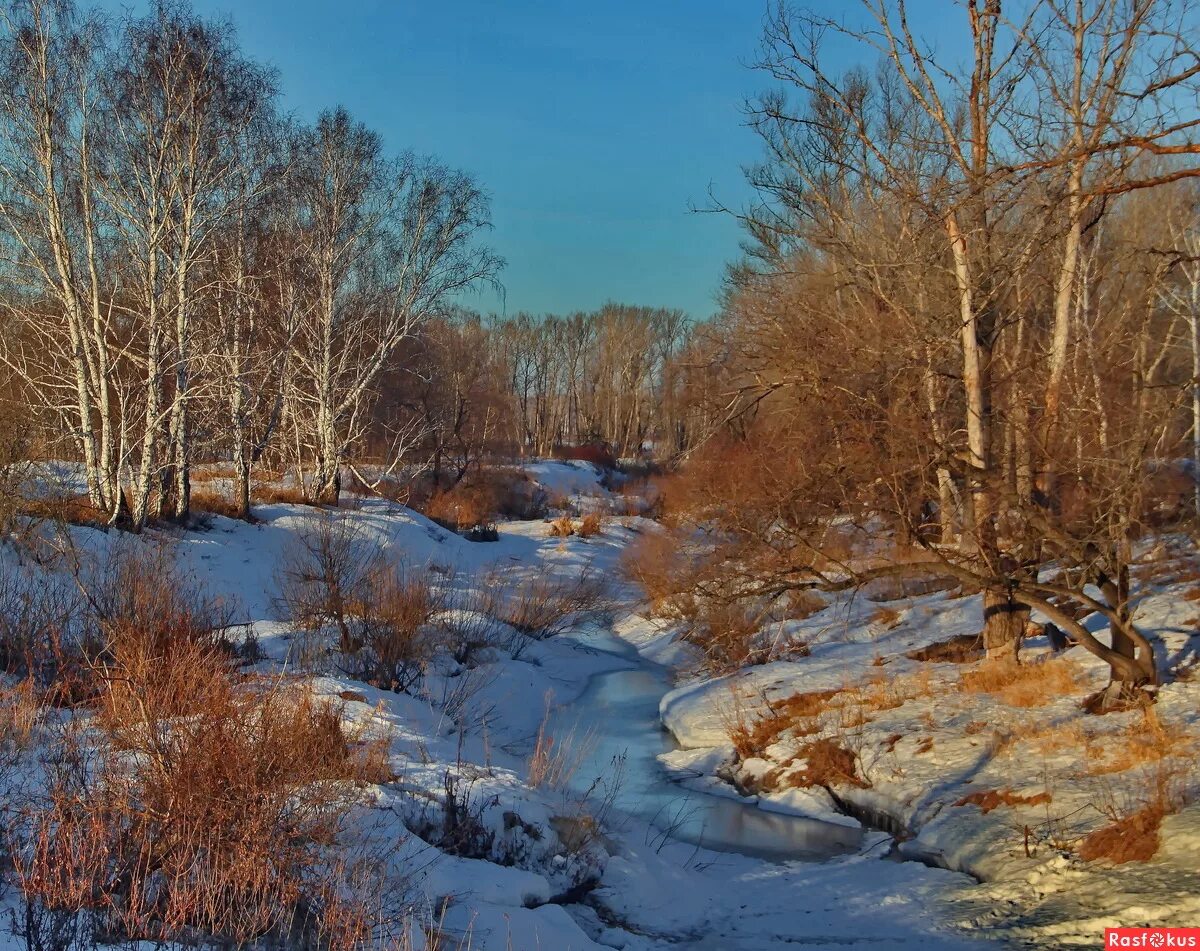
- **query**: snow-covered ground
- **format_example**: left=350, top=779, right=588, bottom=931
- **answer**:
left=14, top=461, right=1182, bottom=949
left=655, top=539, right=1200, bottom=947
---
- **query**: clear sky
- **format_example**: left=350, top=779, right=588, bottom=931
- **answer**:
left=96, top=0, right=771, bottom=321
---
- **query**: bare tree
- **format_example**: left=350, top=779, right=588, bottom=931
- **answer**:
left=285, top=108, right=500, bottom=504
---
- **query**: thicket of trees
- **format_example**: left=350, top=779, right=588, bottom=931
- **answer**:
left=663, top=0, right=1200, bottom=705
left=0, top=0, right=501, bottom=526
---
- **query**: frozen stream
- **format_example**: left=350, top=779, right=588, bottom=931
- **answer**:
left=550, top=623, right=863, bottom=863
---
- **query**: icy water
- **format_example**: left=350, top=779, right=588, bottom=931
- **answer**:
left=551, top=625, right=863, bottom=862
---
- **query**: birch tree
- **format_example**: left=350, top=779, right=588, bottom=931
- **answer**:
left=287, top=108, right=500, bottom=504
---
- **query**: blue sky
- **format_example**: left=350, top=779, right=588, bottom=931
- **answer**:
left=97, top=1, right=771, bottom=320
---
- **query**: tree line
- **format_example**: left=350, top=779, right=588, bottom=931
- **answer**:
left=0, top=0, right=714, bottom=527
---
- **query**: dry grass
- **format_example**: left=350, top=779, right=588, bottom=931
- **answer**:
left=190, top=464, right=236, bottom=484
left=16, top=552, right=402, bottom=950
left=1085, top=706, right=1194, bottom=775
left=783, top=738, right=866, bottom=788
left=548, top=515, right=574, bottom=538
left=527, top=693, right=591, bottom=791
left=725, top=688, right=836, bottom=759
left=190, top=488, right=244, bottom=519
left=1078, top=804, right=1165, bottom=864
left=954, top=788, right=1052, bottom=814
left=0, top=678, right=42, bottom=751
left=251, top=483, right=309, bottom=506
left=959, top=656, right=1083, bottom=707
left=871, top=607, right=903, bottom=629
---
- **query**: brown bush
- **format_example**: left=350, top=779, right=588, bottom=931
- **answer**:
left=620, top=529, right=697, bottom=615
left=341, top=562, right=447, bottom=692
left=578, top=513, right=603, bottom=537
left=548, top=515, right=574, bottom=537
left=550, top=443, right=616, bottom=469
left=684, top=601, right=767, bottom=675
left=495, top=568, right=608, bottom=653
left=20, top=493, right=109, bottom=528
left=277, top=513, right=382, bottom=659
left=424, top=484, right=495, bottom=532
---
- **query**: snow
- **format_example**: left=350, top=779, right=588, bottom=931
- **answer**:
left=647, top=535, right=1200, bottom=946
left=19, top=462, right=1197, bottom=948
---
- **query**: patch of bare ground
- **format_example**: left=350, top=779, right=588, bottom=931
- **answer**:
left=954, top=788, right=1053, bottom=814
left=906, top=633, right=984, bottom=664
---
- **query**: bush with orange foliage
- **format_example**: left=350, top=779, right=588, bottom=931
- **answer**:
left=578, top=513, right=603, bottom=537
left=10, top=543, right=405, bottom=950
left=424, top=482, right=498, bottom=533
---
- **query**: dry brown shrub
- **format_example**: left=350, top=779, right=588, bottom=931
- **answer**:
left=16, top=618, right=401, bottom=950
left=341, top=562, right=447, bottom=692
left=780, top=588, right=826, bottom=620
left=954, top=788, right=1053, bottom=814
left=684, top=601, right=768, bottom=675
left=620, top=529, right=696, bottom=615
left=0, top=678, right=42, bottom=751
left=1078, top=804, right=1165, bottom=864
left=578, top=513, right=603, bottom=537
left=421, top=468, right=544, bottom=531
left=20, top=493, right=108, bottom=528
left=872, top=607, right=902, bottom=630
left=959, top=657, right=1083, bottom=707
left=548, top=515, right=574, bottom=537
left=497, top=569, right=607, bottom=643
left=277, top=513, right=381, bottom=658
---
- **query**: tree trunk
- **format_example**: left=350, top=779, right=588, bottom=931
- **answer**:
left=982, top=588, right=1029, bottom=662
